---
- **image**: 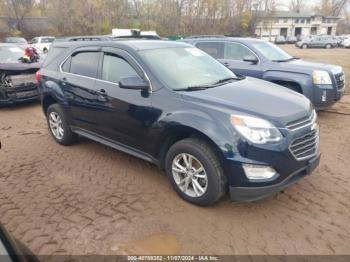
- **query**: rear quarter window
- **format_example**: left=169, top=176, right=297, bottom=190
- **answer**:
left=42, top=47, right=67, bottom=69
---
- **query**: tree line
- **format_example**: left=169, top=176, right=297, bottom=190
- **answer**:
left=0, top=0, right=349, bottom=38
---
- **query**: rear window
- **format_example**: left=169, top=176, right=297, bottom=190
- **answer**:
left=69, top=52, right=100, bottom=78
left=43, top=47, right=67, bottom=69
left=41, top=38, right=55, bottom=43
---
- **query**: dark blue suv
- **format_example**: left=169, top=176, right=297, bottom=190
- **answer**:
left=182, top=37, right=345, bottom=110
left=38, top=40, right=320, bottom=206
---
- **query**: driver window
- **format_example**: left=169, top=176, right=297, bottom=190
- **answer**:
left=224, top=42, right=255, bottom=61
left=102, top=54, right=139, bottom=84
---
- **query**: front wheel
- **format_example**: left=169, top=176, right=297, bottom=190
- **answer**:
left=302, top=44, right=308, bottom=49
left=165, top=138, right=226, bottom=206
left=46, top=104, right=77, bottom=145
left=325, top=44, right=332, bottom=49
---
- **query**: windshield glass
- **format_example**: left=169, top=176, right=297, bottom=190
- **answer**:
left=251, top=41, right=293, bottom=61
left=0, top=46, right=24, bottom=62
left=139, top=47, right=236, bottom=90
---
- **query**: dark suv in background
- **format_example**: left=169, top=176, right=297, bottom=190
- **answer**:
left=182, top=37, right=345, bottom=110
left=38, top=40, right=320, bottom=206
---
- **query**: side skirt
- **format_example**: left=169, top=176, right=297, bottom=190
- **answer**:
left=71, top=126, right=159, bottom=166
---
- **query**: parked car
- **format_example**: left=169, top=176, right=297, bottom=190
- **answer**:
left=0, top=44, right=41, bottom=104
left=29, top=36, right=55, bottom=53
left=38, top=40, right=320, bottom=205
left=286, top=36, right=298, bottom=44
left=296, top=36, right=338, bottom=49
left=340, top=37, right=350, bottom=48
left=0, top=223, right=38, bottom=262
left=4, top=37, right=28, bottom=47
left=274, top=35, right=286, bottom=44
left=182, top=37, right=345, bottom=110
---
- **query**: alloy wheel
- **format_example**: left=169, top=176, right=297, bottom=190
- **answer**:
left=172, top=153, right=208, bottom=198
left=49, top=112, right=64, bottom=140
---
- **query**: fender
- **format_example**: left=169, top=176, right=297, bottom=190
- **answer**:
left=153, top=109, right=238, bottom=159
left=263, top=70, right=314, bottom=99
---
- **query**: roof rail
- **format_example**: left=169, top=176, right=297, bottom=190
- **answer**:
left=184, top=35, right=227, bottom=39
left=54, top=36, right=112, bottom=42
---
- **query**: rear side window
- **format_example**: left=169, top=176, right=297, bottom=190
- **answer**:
left=41, top=38, right=55, bottom=43
left=102, top=54, right=138, bottom=84
left=43, top=47, right=67, bottom=69
left=196, top=42, right=224, bottom=59
left=69, top=52, right=100, bottom=78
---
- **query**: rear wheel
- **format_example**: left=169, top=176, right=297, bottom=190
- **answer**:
left=325, top=44, right=332, bottom=49
left=302, top=44, right=308, bottom=49
left=47, top=104, right=77, bottom=145
left=165, top=138, right=226, bottom=206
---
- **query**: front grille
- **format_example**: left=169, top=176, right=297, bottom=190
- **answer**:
left=286, top=110, right=317, bottom=131
left=334, top=72, right=345, bottom=90
left=290, top=128, right=319, bottom=161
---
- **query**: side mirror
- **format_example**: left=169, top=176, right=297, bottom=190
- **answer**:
left=119, top=76, right=149, bottom=90
left=243, top=55, right=258, bottom=64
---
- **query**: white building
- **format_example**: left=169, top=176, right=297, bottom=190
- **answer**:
left=255, top=12, right=340, bottom=41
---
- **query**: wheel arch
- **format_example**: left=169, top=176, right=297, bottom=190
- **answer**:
left=157, top=125, right=225, bottom=170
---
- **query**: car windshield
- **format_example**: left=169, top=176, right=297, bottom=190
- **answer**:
left=0, top=46, right=24, bottom=62
left=251, top=41, right=293, bottom=61
left=139, top=47, right=237, bottom=90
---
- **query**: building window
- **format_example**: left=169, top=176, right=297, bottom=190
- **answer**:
left=306, top=18, right=310, bottom=23
left=283, top=19, right=288, bottom=23
left=301, top=19, right=305, bottom=23
left=295, top=19, right=299, bottom=23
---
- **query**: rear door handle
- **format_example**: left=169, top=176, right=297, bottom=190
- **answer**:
left=223, top=62, right=230, bottom=67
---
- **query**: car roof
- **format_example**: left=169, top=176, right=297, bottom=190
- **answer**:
left=52, top=40, right=191, bottom=51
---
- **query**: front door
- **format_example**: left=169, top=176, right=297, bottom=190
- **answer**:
left=93, top=48, right=154, bottom=151
left=219, top=42, right=263, bottom=78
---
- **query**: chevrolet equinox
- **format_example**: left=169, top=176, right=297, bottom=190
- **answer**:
left=38, top=40, right=320, bottom=206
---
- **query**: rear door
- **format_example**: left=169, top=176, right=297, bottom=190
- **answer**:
left=59, top=47, right=102, bottom=133
left=93, top=47, right=154, bottom=150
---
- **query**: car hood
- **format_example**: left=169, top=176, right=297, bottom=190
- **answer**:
left=0, top=62, right=41, bottom=72
left=181, top=77, right=313, bottom=127
left=270, top=59, right=342, bottom=74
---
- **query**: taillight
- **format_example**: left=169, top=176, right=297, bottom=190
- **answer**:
left=36, top=70, right=41, bottom=85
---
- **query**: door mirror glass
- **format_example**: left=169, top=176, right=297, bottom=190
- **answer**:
left=243, top=55, right=258, bottom=64
left=119, top=76, right=149, bottom=90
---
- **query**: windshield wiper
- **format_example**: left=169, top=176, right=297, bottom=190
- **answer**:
left=174, top=85, right=214, bottom=91
left=272, top=57, right=299, bottom=62
left=174, top=76, right=243, bottom=91
left=213, top=76, right=242, bottom=85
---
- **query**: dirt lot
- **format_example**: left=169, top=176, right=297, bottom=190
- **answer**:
left=0, top=46, right=350, bottom=256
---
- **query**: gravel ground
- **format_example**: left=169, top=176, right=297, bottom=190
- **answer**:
left=0, top=45, right=349, bottom=255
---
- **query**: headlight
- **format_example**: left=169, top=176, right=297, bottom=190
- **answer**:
left=231, top=115, right=283, bottom=144
left=313, top=70, right=332, bottom=85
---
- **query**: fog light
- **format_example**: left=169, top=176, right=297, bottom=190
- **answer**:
left=321, top=91, right=327, bottom=102
left=243, top=164, right=278, bottom=180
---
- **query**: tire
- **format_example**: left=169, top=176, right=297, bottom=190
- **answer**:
left=325, top=44, right=332, bottom=49
left=302, top=44, right=308, bottom=49
left=165, top=138, right=226, bottom=206
left=46, top=104, right=77, bottom=145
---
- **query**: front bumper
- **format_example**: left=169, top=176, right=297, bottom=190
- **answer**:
left=0, top=85, right=39, bottom=104
left=223, top=119, right=320, bottom=202
left=312, top=73, right=345, bottom=110
left=229, top=154, right=320, bottom=201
